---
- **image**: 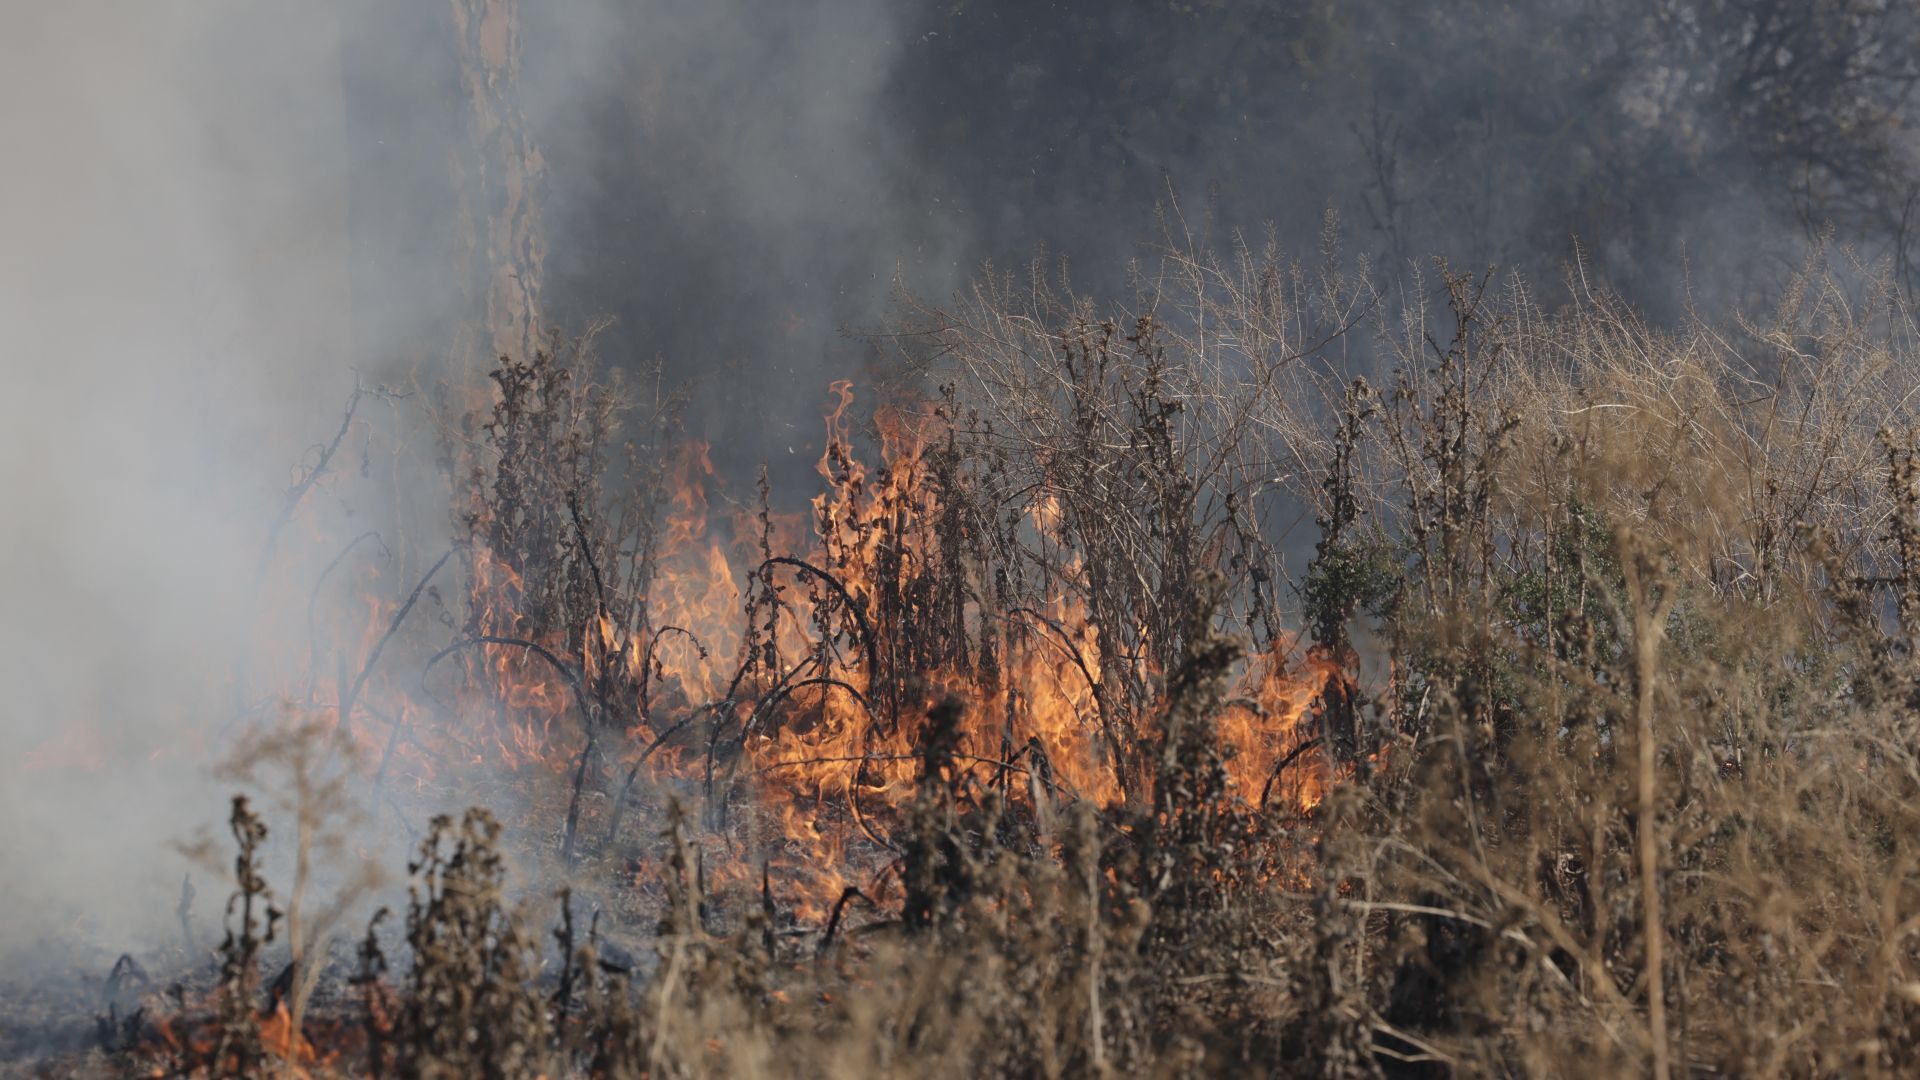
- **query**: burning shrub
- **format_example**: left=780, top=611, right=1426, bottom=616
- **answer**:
left=49, top=239, right=1920, bottom=1078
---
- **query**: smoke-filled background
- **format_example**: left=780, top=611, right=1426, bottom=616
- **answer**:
left=3, top=0, right=1916, bottom=966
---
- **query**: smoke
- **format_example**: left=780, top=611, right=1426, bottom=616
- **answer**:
left=0, top=4, right=355, bottom=964
left=521, top=0, right=956, bottom=479
left=356, top=0, right=1920, bottom=470
left=3, top=0, right=1915, bottom=977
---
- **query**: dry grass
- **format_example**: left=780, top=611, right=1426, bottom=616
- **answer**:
left=86, top=237, right=1920, bottom=1078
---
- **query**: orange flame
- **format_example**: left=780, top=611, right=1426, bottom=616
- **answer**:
left=265, top=380, right=1347, bottom=923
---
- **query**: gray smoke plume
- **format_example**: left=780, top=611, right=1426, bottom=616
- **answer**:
left=1, top=4, right=355, bottom=964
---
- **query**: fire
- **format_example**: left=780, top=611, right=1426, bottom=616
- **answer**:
left=143, top=995, right=347, bottom=1077
left=247, top=376, right=1347, bottom=925
left=491, top=383, right=1325, bottom=909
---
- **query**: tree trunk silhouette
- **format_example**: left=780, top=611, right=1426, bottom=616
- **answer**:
left=338, top=0, right=544, bottom=378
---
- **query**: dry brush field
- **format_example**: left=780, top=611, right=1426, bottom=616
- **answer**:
left=16, top=241, right=1920, bottom=1078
